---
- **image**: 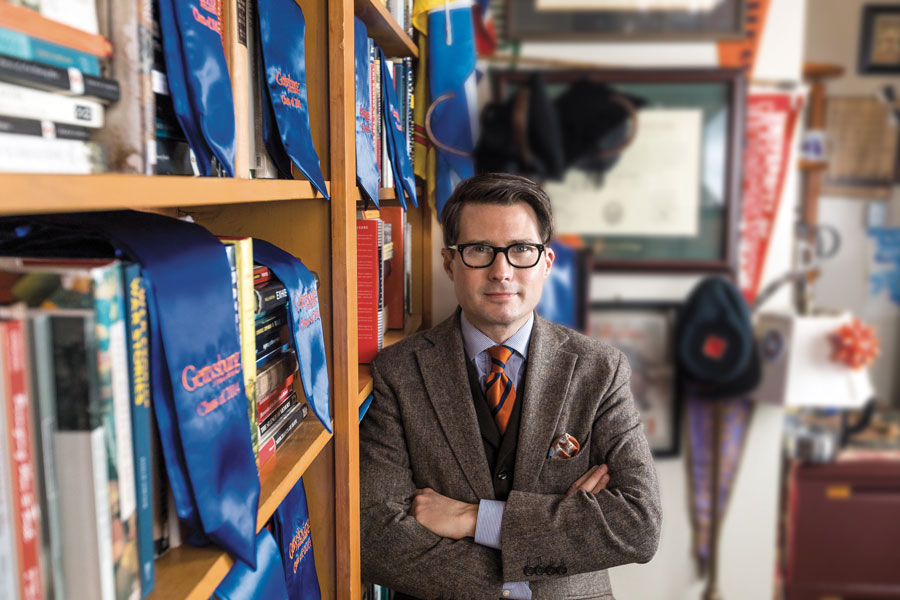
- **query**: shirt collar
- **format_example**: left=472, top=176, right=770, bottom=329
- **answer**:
left=460, top=310, right=534, bottom=361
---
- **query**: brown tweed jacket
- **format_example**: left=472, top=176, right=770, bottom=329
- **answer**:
left=360, top=311, right=661, bottom=600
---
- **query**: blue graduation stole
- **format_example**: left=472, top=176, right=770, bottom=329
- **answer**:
left=355, top=18, right=380, bottom=207
left=257, top=0, right=329, bottom=198
left=168, top=0, right=237, bottom=176
left=0, top=211, right=260, bottom=568
left=379, top=48, right=418, bottom=210
left=214, top=529, right=288, bottom=600
left=252, top=239, right=331, bottom=434
left=157, top=0, right=214, bottom=175
left=272, top=478, right=320, bottom=600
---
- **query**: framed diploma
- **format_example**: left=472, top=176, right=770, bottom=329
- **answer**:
left=490, top=68, right=745, bottom=273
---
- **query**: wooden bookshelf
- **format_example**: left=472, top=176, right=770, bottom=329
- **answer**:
left=148, top=419, right=332, bottom=600
left=0, top=174, right=326, bottom=215
left=354, top=0, right=417, bottom=58
left=359, top=365, right=373, bottom=405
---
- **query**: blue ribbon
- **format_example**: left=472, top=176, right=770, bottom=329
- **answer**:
left=355, top=19, right=380, bottom=207
left=252, top=239, right=331, bottom=434
left=170, top=0, right=236, bottom=176
left=258, top=0, right=328, bottom=198
left=379, top=48, right=418, bottom=210
left=157, top=0, right=213, bottom=175
left=0, top=211, right=260, bottom=568
left=272, top=478, right=321, bottom=600
left=214, top=529, right=288, bottom=600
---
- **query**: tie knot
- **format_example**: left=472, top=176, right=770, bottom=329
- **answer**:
left=487, top=345, right=513, bottom=372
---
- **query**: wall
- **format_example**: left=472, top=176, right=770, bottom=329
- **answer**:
left=805, top=0, right=900, bottom=406
left=429, top=1, right=806, bottom=597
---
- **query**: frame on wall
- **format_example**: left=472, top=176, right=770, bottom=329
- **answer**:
left=490, top=68, right=745, bottom=273
left=858, top=4, right=900, bottom=74
left=588, top=301, right=681, bottom=457
left=505, top=0, right=746, bottom=41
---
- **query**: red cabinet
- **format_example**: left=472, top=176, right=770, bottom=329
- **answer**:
left=786, top=459, right=900, bottom=599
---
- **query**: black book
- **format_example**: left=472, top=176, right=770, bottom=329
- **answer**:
left=258, top=389, right=299, bottom=437
left=0, top=114, right=90, bottom=141
left=156, top=137, right=193, bottom=175
left=254, top=281, right=288, bottom=314
left=0, top=53, right=120, bottom=103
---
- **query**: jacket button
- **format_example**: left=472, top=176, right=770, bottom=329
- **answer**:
left=497, top=471, right=509, bottom=480
left=501, top=591, right=511, bottom=598
left=558, top=566, right=568, bottom=575
left=523, top=566, right=534, bottom=576
left=545, top=566, right=556, bottom=576
left=534, top=565, right=544, bottom=575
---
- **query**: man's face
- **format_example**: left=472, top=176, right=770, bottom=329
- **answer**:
left=441, top=202, right=554, bottom=339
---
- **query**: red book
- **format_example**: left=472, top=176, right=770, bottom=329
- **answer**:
left=257, top=371, right=296, bottom=423
left=253, top=265, right=272, bottom=287
left=380, top=206, right=406, bottom=330
left=357, top=218, right=384, bottom=363
left=1, top=318, right=43, bottom=600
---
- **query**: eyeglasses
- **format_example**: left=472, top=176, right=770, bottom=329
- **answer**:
left=447, top=243, right=545, bottom=269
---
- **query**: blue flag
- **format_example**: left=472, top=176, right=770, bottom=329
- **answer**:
left=379, top=48, right=418, bottom=210
left=355, top=19, right=380, bottom=207
left=273, top=478, right=320, bottom=600
left=214, top=529, right=289, bottom=600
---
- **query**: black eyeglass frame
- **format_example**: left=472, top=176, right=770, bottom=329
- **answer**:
left=447, top=243, right=546, bottom=269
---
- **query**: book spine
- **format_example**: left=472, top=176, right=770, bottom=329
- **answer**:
left=255, top=324, right=286, bottom=359
left=0, top=114, right=90, bottom=140
left=256, top=350, right=297, bottom=398
left=0, top=53, right=119, bottom=102
left=0, top=26, right=102, bottom=75
left=0, top=133, right=104, bottom=174
left=254, top=281, right=288, bottom=315
left=253, top=264, right=271, bottom=286
left=0, top=1, right=112, bottom=57
left=138, top=0, right=156, bottom=175
left=269, top=402, right=307, bottom=448
left=357, top=219, right=380, bottom=363
left=39, top=0, right=100, bottom=35
left=0, top=81, right=104, bottom=128
left=91, top=265, right=140, bottom=600
left=27, top=316, right=65, bottom=600
left=223, top=0, right=250, bottom=178
left=155, top=138, right=194, bottom=175
left=0, top=338, right=19, bottom=600
left=381, top=207, right=406, bottom=330
left=257, top=371, right=295, bottom=422
left=254, top=308, right=287, bottom=340
left=2, top=319, right=44, bottom=600
left=258, top=389, right=298, bottom=437
left=50, top=314, right=115, bottom=600
left=247, top=0, right=276, bottom=178
left=123, top=265, right=155, bottom=598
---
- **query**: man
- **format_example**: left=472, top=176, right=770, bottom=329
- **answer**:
left=360, top=173, right=661, bottom=599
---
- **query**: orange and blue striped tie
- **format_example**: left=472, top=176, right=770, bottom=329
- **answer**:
left=486, top=345, right=516, bottom=435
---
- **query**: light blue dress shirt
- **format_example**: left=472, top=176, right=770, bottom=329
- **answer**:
left=460, top=311, right=533, bottom=600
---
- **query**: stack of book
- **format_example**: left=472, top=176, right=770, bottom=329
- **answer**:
left=0, top=237, right=314, bottom=599
left=357, top=210, right=386, bottom=363
left=253, top=265, right=307, bottom=467
left=0, top=1, right=118, bottom=173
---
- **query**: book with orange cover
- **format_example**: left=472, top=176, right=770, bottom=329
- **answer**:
left=0, top=1, right=112, bottom=58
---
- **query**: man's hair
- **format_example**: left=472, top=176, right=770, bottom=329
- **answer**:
left=440, top=173, right=554, bottom=248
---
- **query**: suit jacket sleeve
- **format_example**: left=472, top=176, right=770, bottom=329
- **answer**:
left=360, top=360, right=507, bottom=599
left=499, top=351, right=662, bottom=583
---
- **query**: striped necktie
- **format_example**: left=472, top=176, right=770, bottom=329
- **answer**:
left=486, top=345, right=516, bottom=435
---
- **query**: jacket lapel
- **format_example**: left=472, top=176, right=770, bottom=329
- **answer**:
left=514, top=315, right=578, bottom=488
left=416, top=312, right=495, bottom=501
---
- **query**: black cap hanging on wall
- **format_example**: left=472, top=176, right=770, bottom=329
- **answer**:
left=676, top=277, right=762, bottom=398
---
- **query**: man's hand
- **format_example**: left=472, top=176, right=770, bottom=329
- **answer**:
left=410, top=487, right=479, bottom=540
left=568, top=464, right=611, bottom=494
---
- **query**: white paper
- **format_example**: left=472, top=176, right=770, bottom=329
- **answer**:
left=547, top=108, right=703, bottom=237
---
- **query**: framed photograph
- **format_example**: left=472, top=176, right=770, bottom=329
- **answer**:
left=490, top=68, right=745, bottom=273
left=859, top=5, right=900, bottom=74
left=588, top=302, right=681, bottom=457
left=506, top=0, right=746, bottom=41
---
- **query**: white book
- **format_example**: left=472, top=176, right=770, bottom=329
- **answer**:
left=40, top=0, right=100, bottom=35
left=0, top=346, right=20, bottom=600
left=55, top=427, right=115, bottom=600
left=0, top=82, right=104, bottom=128
left=108, top=309, right=137, bottom=521
left=0, top=134, right=103, bottom=174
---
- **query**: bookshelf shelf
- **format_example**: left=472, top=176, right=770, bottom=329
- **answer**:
left=148, top=418, right=332, bottom=600
left=358, top=365, right=373, bottom=405
left=384, top=313, right=423, bottom=347
left=0, top=174, right=327, bottom=215
left=354, top=0, right=417, bottom=58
